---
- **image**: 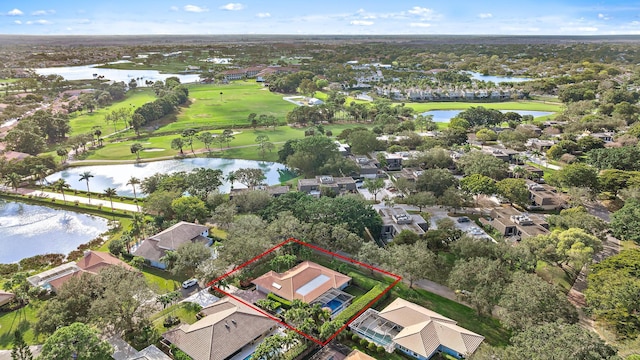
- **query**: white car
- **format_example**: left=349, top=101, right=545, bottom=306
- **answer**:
left=182, top=279, right=198, bottom=289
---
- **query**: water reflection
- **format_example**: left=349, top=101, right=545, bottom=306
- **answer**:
left=0, top=199, right=109, bottom=263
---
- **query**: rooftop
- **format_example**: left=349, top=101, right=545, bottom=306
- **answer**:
left=252, top=261, right=351, bottom=303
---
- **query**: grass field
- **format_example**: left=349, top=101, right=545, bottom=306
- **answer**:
left=68, top=89, right=156, bottom=136
left=83, top=124, right=372, bottom=162
left=0, top=304, right=41, bottom=349
left=156, top=82, right=296, bottom=133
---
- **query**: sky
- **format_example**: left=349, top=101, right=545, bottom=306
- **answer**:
left=1, top=0, right=640, bottom=36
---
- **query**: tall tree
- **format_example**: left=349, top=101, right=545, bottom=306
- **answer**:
left=171, top=137, right=185, bottom=155
left=255, top=135, right=274, bottom=160
left=496, top=178, right=530, bottom=208
left=4, top=172, right=21, bottom=192
left=182, top=128, right=197, bottom=154
left=126, top=177, right=141, bottom=211
left=11, top=330, right=32, bottom=360
left=53, top=178, right=69, bottom=204
left=130, top=143, right=144, bottom=160
left=234, top=168, right=266, bottom=189
left=448, top=258, right=510, bottom=315
left=363, top=178, right=385, bottom=201
left=197, top=131, right=215, bottom=153
left=497, top=272, right=578, bottom=331
left=103, top=187, right=117, bottom=211
left=79, top=171, right=94, bottom=203
left=39, top=323, right=112, bottom=360
left=611, top=198, right=640, bottom=244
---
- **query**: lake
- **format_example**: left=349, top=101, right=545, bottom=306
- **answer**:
left=422, top=109, right=554, bottom=123
left=0, top=199, right=109, bottom=263
left=35, top=61, right=201, bottom=85
left=45, top=158, right=295, bottom=197
left=466, top=71, right=533, bottom=83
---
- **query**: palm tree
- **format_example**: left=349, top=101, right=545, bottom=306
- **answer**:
left=104, top=187, right=117, bottom=211
left=31, top=164, right=48, bottom=189
left=79, top=171, right=94, bottom=203
left=126, top=177, right=140, bottom=211
left=53, top=179, right=69, bottom=204
left=4, top=173, right=21, bottom=192
left=225, top=171, right=237, bottom=192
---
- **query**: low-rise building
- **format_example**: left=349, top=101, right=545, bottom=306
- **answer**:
left=350, top=298, right=484, bottom=359
left=378, top=207, right=429, bottom=242
left=229, top=185, right=289, bottom=200
left=527, top=181, right=566, bottom=211
left=162, top=297, right=280, bottom=360
left=481, top=205, right=549, bottom=240
left=0, top=291, right=14, bottom=307
left=525, top=138, right=555, bottom=152
left=483, top=147, right=523, bottom=164
left=132, top=222, right=211, bottom=269
left=353, top=156, right=380, bottom=178
left=393, top=168, right=423, bottom=183
left=297, top=175, right=357, bottom=197
left=27, top=251, right=135, bottom=292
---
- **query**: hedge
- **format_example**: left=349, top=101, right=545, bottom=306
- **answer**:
left=267, top=293, right=292, bottom=309
left=347, top=271, right=384, bottom=291
left=333, top=284, right=386, bottom=325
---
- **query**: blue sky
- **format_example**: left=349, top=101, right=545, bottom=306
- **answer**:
left=2, top=0, right=640, bottom=35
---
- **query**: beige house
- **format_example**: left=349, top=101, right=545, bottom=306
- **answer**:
left=163, top=297, right=279, bottom=360
left=132, top=221, right=210, bottom=269
left=252, top=261, right=351, bottom=303
left=480, top=205, right=549, bottom=240
left=0, top=291, right=14, bottom=307
left=350, top=298, right=484, bottom=359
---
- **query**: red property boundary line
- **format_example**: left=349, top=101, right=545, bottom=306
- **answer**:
left=207, top=238, right=402, bottom=346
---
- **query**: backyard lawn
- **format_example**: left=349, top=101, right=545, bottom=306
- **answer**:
left=0, top=304, right=41, bottom=349
left=142, top=266, right=185, bottom=294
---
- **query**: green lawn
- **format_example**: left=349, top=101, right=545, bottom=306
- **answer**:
left=0, top=304, right=41, bottom=349
left=150, top=302, right=200, bottom=334
left=83, top=124, right=371, bottom=162
left=142, top=266, right=184, bottom=294
left=156, top=82, right=296, bottom=133
left=403, top=101, right=564, bottom=112
left=68, top=89, right=156, bottom=136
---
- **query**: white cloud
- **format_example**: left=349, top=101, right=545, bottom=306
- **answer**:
left=184, top=5, right=208, bottom=13
left=26, top=19, right=52, bottom=25
left=31, top=10, right=55, bottom=16
left=350, top=20, right=374, bottom=26
left=170, top=6, right=179, bottom=11
left=478, top=13, right=493, bottom=19
left=598, top=13, right=610, bottom=20
left=13, top=20, right=21, bottom=25
left=7, top=8, right=23, bottom=16
left=407, top=6, right=435, bottom=19
left=220, top=3, right=245, bottom=11
left=256, top=12, right=271, bottom=18
left=410, top=22, right=431, bottom=28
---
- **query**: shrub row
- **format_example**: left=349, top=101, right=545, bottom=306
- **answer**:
left=267, top=293, right=292, bottom=309
left=347, top=271, right=383, bottom=291
left=333, top=284, right=386, bottom=325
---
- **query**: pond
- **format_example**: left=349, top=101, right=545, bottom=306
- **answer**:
left=0, top=199, right=109, bottom=263
left=421, top=109, right=554, bottom=123
left=466, top=71, right=533, bottom=83
left=45, top=158, right=296, bottom=197
left=34, top=61, right=201, bottom=85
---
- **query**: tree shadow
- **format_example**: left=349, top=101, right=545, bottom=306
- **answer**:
left=0, top=309, right=31, bottom=347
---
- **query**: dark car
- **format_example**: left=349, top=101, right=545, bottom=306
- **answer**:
left=456, top=216, right=471, bottom=223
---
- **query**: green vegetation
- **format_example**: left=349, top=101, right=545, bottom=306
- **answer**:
left=163, top=82, right=296, bottom=132
left=401, top=101, right=563, bottom=112
left=141, top=266, right=184, bottom=294
left=68, top=88, right=155, bottom=136
left=0, top=304, right=40, bottom=349
left=334, top=284, right=387, bottom=325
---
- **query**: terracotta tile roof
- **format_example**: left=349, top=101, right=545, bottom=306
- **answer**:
left=379, top=298, right=484, bottom=358
left=77, top=250, right=135, bottom=274
left=344, top=350, right=376, bottom=360
left=252, top=261, right=351, bottom=303
left=163, top=297, right=278, bottom=360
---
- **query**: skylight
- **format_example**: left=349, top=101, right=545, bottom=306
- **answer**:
left=296, top=274, right=330, bottom=296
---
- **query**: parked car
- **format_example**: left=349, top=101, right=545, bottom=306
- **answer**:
left=182, top=279, right=198, bottom=289
left=456, top=216, right=471, bottom=223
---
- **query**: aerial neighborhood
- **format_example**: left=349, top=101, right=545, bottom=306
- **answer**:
left=0, top=25, right=640, bottom=360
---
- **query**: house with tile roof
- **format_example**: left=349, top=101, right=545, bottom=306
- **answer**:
left=350, top=298, right=484, bottom=359
left=0, top=291, right=14, bottom=307
left=252, top=261, right=354, bottom=317
left=162, top=297, right=279, bottom=360
left=132, top=221, right=210, bottom=269
left=26, top=251, right=135, bottom=293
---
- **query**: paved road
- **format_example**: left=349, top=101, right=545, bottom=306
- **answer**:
left=12, top=187, right=140, bottom=212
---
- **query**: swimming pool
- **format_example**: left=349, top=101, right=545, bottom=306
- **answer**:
left=326, top=299, right=343, bottom=312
